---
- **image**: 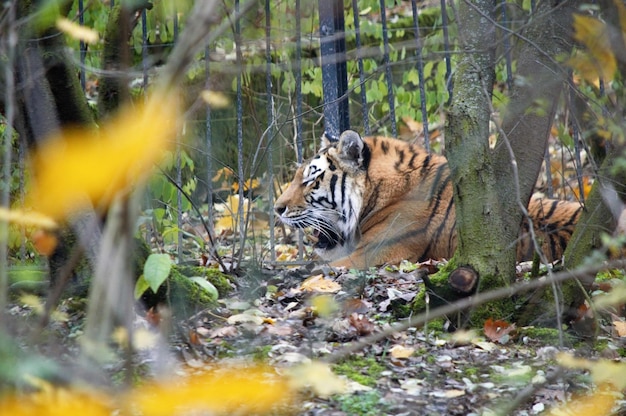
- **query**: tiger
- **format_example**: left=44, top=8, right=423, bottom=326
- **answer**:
left=275, top=129, right=583, bottom=269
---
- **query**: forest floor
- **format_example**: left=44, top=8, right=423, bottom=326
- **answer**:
left=171, top=260, right=626, bottom=415
left=8, top=254, right=626, bottom=416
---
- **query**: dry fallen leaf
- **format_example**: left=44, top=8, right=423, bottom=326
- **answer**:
left=389, top=344, right=415, bottom=359
left=613, top=320, right=626, bottom=337
left=287, top=361, right=347, bottom=398
left=483, top=318, right=517, bottom=343
left=310, top=295, right=339, bottom=317
left=300, top=274, right=341, bottom=293
left=348, top=313, right=376, bottom=336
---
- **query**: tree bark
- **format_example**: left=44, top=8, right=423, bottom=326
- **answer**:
left=445, top=0, right=507, bottom=279
left=418, top=0, right=580, bottom=326
left=493, top=0, right=578, bottom=254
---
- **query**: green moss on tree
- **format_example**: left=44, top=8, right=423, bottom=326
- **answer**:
left=140, top=264, right=232, bottom=319
left=175, top=265, right=233, bottom=297
left=412, top=259, right=517, bottom=328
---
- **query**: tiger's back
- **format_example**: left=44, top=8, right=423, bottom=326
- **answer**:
left=275, top=130, right=582, bottom=269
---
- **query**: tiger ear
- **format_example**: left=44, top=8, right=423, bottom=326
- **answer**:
left=337, top=130, right=366, bottom=168
left=320, top=131, right=334, bottom=150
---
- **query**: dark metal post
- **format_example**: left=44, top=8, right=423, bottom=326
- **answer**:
left=351, top=0, right=370, bottom=135
left=318, top=0, right=349, bottom=140
left=78, top=0, right=86, bottom=91
left=379, top=0, right=397, bottom=137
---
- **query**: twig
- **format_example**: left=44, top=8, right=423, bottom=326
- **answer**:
left=159, top=169, right=228, bottom=272
left=324, top=259, right=626, bottom=364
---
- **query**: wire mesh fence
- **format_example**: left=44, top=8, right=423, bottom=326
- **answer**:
left=63, top=0, right=594, bottom=270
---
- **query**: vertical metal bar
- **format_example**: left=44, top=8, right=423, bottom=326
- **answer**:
left=173, top=10, right=183, bottom=262
left=204, top=46, right=215, bottom=256
left=19, top=132, right=26, bottom=261
left=411, top=0, right=430, bottom=151
left=235, top=0, right=246, bottom=267
left=295, top=0, right=303, bottom=161
left=265, top=0, right=276, bottom=262
left=379, top=0, right=397, bottom=137
left=79, top=0, right=86, bottom=91
left=141, top=10, right=149, bottom=95
left=351, top=0, right=370, bottom=135
left=501, top=0, right=513, bottom=91
left=440, top=0, right=452, bottom=103
left=318, top=0, right=349, bottom=140
left=296, top=0, right=304, bottom=259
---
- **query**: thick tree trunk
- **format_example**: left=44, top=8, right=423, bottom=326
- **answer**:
left=445, top=0, right=506, bottom=285
left=416, top=0, right=580, bottom=326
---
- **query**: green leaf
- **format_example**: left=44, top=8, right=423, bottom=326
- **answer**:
left=407, top=69, right=420, bottom=86
left=134, top=275, right=151, bottom=300
left=188, top=276, right=219, bottom=301
left=143, top=254, right=172, bottom=293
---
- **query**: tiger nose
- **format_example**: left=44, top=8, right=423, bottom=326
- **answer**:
left=275, top=203, right=286, bottom=216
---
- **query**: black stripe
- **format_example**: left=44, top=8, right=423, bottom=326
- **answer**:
left=360, top=180, right=380, bottom=221
left=380, top=140, right=388, bottom=154
left=394, top=149, right=405, bottom=170
left=340, top=172, right=348, bottom=221
left=419, top=154, right=431, bottom=175
left=563, top=207, right=582, bottom=227
left=408, top=153, right=417, bottom=170
left=544, top=200, right=559, bottom=218
left=361, top=141, right=371, bottom=171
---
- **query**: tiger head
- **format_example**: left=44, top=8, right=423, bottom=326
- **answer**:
left=275, top=130, right=370, bottom=261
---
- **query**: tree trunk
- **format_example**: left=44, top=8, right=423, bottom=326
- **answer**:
left=416, top=0, right=580, bottom=326
left=445, top=0, right=507, bottom=286
left=493, top=0, right=578, bottom=253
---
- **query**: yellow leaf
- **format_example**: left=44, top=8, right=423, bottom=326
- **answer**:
left=613, top=320, right=626, bottom=337
left=287, top=362, right=347, bottom=398
left=300, top=274, right=341, bottom=293
left=389, top=344, right=415, bottom=359
left=56, top=17, right=99, bottom=44
left=310, top=294, right=339, bottom=317
left=569, top=14, right=616, bottom=83
left=200, top=90, right=231, bottom=109
left=0, top=207, right=57, bottom=230
left=131, top=366, right=293, bottom=415
left=557, top=352, right=626, bottom=390
left=19, top=294, right=44, bottom=314
left=215, top=195, right=252, bottom=231
left=232, top=178, right=260, bottom=193
left=0, top=387, right=112, bottom=416
left=547, top=383, right=619, bottom=416
left=26, top=91, right=181, bottom=220
left=213, top=167, right=234, bottom=182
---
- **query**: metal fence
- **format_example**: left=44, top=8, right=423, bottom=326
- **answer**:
left=71, top=0, right=590, bottom=269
